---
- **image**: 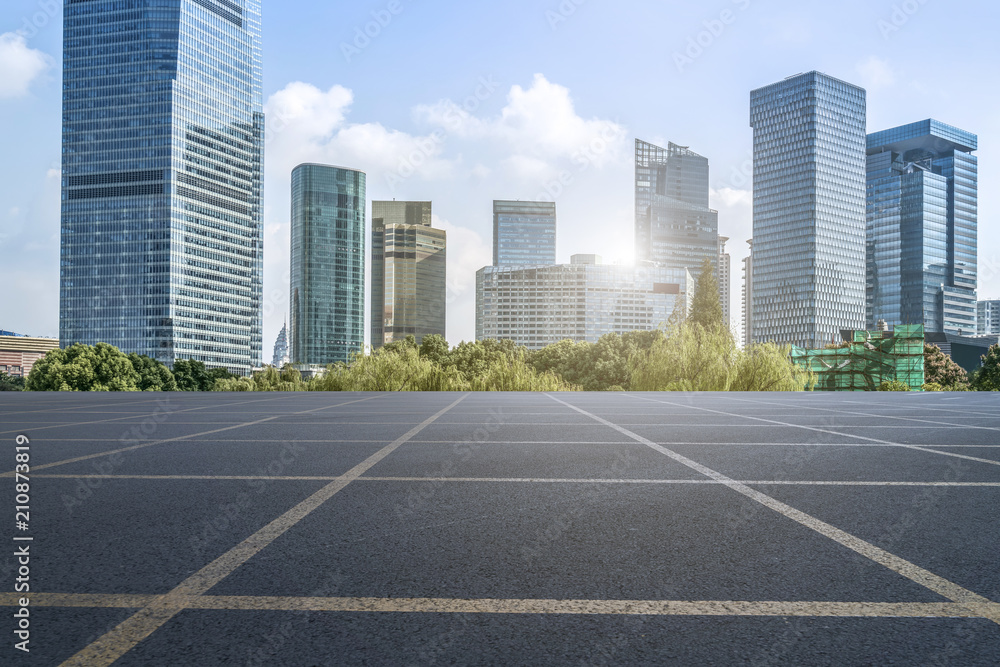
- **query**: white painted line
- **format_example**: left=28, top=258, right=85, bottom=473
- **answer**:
left=626, top=394, right=1000, bottom=468
left=27, top=474, right=1000, bottom=487
left=1, top=394, right=387, bottom=477
left=60, top=394, right=468, bottom=667
left=547, top=394, right=999, bottom=619
left=3, top=592, right=998, bottom=620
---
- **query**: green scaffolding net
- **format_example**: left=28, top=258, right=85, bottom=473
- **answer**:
left=790, top=325, right=925, bottom=392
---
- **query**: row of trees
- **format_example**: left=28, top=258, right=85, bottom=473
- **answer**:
left=21, top=343, right=235, bottom=392
left=212, top=257, right=812, bottom=393
left=12, top=259, right=1000, bottom=392
left=921, top=343, right=1000, bottom=391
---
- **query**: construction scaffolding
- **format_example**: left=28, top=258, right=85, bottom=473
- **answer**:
left=790, top=325, right=925, bottom=392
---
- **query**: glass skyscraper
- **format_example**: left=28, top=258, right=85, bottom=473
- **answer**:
left=750, top=71, right=867, bottom=348
left=492, top=200, right=556, bottom=266
left=867, top=120, right=978, bottom=335
left=60, top=0, right=264, bottom=374
left=370, top=201, right=447, bottom=348
left=289, top=164, right=366, bottom=369
left=634, top=139, right=719, bottom=273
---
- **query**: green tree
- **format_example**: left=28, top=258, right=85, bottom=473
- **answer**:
left=688, top=256, right=724, bottom=330
left=214, top=365, right=306, bottom=392
left=732, top=343, right=813, bottom=392
left=448, top=338, right=523, bottom=384
left=0, top=372, right=25, bottom=391
left=172, top=359, right=212, bottom=391
left=629, top=320, right=737, bottom=391
left=972, top=344, right=1000, bottom=391
left=923, top=344, right=969, bottom=390
left=878, top=380, right=911, bottom=392
left=418, top=334, right=452, bottom=366
left=26, top=343, right=140, bottom=391
left=127, top=354, right=177, bottom=391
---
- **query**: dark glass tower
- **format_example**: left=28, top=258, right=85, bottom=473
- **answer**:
left=750, top=72, right=867, bottom=348
left=370, top=201, right=447, bottom=348
left=634, top=139, right=718, bottom=272
left=867, top=120, right=978, bottom=335
left=60, top=0, right=264, bottom=374
left=492, top=200, right=556, bottom=267
left=289, top=164, right=366, bottom=369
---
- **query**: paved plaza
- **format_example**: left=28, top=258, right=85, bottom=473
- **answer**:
left=1, top=391, right=999, bottom=665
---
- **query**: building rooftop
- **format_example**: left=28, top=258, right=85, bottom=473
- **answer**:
left=867, top=119, right=977, bottom=155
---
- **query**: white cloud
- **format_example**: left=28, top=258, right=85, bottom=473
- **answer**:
left=415, top=73, right=629, bottom=178
left=856, top=56, right=896, bottom=92
left=0, top=32, right=51, bottom=99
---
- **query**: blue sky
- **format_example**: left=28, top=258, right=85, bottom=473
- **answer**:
left=2, top=0, right=999, bottom=351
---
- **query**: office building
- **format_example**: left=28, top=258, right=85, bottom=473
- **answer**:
left=750, top=71, right=867, bottom=348
left=979, top=300, right=1000, bottom=336
left=719, top=236, right=731, bottom=330
left=634, top=139, right=719, bottom=272
left=0, top=334, right=60, bottom=378
left=493, top=200, right=556, bottom=266
left=742, top=239, right=753, bottom=348
left=289, top=164, right=366, bottom=370
left=371, top=201, right=447, bottom=347
left=476, top=255, right=687, bottom=350
left=59, top=0, right=264, bottom=374
left=867, top=120, right=978, bottom=335
left=271, top=321, right=289, bottom=368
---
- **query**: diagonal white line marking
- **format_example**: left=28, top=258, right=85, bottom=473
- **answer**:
left=619, top=393, right=1000, bottom=468
left=59, top=394, right=468, bottom=667
left=2, top=394, right=388, bottom=477
left=547, top=393, right=998, bottom=617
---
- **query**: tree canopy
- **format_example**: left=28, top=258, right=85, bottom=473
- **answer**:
left=688, top=256, right=725, bottom=331
left=972, top=344, right=1000, bottom=391
left=26, top=343, right=141, bottom=391
left=923, top=344, right=969, bottom=390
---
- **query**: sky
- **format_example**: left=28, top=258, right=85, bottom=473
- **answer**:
left=1, top=0, right=999, bottom=355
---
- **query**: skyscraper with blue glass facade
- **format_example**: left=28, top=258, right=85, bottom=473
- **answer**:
left=634, top=139, right=719, bottom=273
left=60, top=0, right=264, bottom=374
left=289, top=164, right=366, bottom=369
left=867, top=120, right=978, bottom=335
left=492, top=200, right=556, bottom=267
left=750, top=72, right=867, bottom=348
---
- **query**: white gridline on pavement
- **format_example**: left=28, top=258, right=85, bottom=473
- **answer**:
left=0, top=392, right=996, bottom=666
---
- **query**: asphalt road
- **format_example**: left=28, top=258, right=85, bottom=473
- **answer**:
left=1, top=390, right=999, bottom=665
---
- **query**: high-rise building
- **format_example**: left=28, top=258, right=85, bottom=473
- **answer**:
left=718, top=236, right=731, bottom=330
left=289, top=164, right=366, bottom=370
left=750, top=71, right=867, bottom=348
left=271, top=321, right=289, bottom=368
left=60, top=0, right=264, bottom=374
left=742, top=239, right=753, bottom=348
left=476, top=255, right=686, bottom=349
left=493, top=200, right=556, bottom=266
left=370, top=201, right=447, bottom=348
left=634, top=139, right=719, bottom=272
left=979, top=300, right=1000, bottom=336
left=867, top=120, right=978, bottom=335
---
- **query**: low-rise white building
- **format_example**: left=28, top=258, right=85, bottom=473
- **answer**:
left=475, top=255, right=687, bottom=350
